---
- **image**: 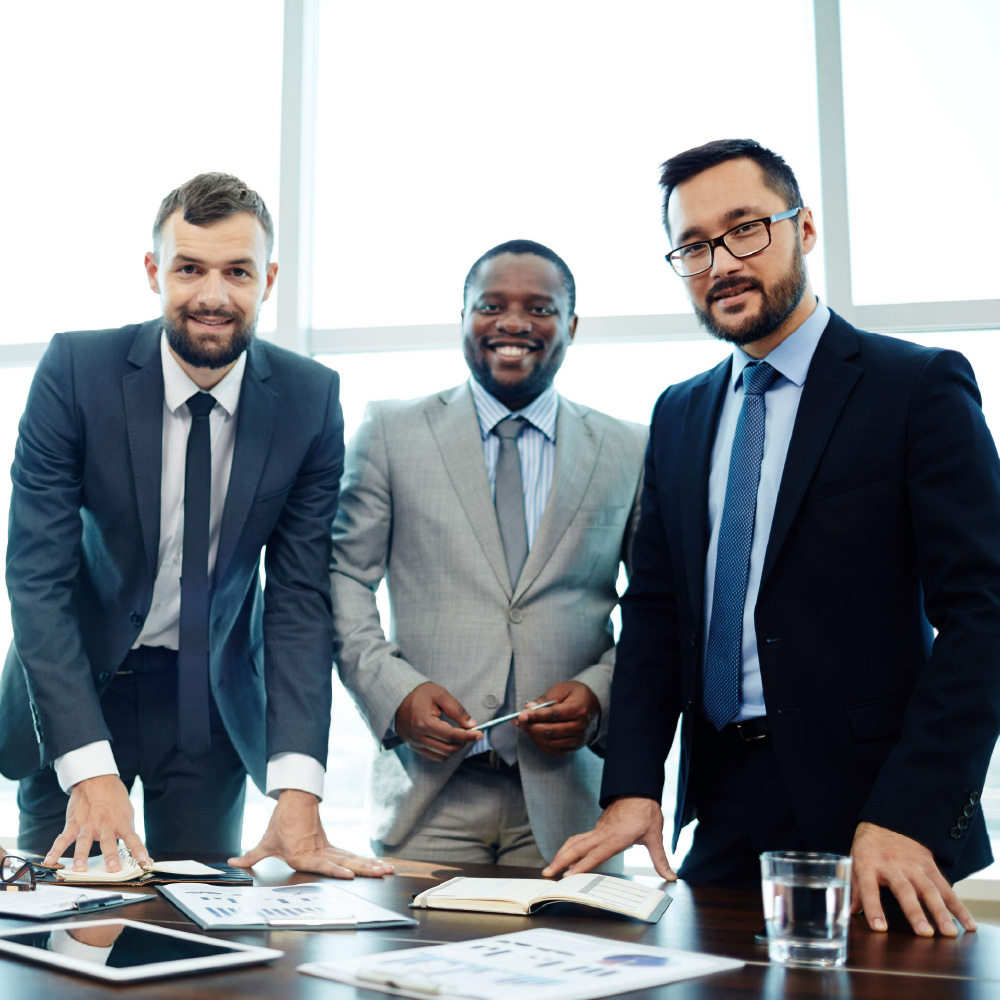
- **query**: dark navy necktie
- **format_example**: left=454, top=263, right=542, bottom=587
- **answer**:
left=177, top=391, right=216, bottom=759
left=702, top=361, right=780, bottom=731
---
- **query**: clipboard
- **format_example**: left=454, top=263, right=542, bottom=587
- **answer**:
left=0, top=885, right=150, bottom=921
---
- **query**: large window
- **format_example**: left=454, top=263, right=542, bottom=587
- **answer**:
left=311, top=0, right=824, bottom=330
left=1, top=1, right=998, bottom=888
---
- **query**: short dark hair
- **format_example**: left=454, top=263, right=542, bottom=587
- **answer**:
left=463, top=239, right=576, bottom=315
left=659, top=139, right=802, bottom=239
left=152, top=172, right=274, bottom=257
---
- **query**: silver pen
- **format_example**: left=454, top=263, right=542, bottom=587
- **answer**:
left=469, top=700, right=558, bottom=731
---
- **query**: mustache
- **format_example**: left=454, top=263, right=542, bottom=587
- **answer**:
left=707, top=277, right=764, bottom=303
left=181, top=308, right=239, bottom=322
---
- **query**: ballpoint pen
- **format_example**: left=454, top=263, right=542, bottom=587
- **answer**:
left=470, top=701, right=558, bottom=732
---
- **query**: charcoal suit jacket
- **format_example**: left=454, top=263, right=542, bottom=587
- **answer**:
left=0, top=318, right=344, bottom=788
left=601, top=310, right=1000, bottom=881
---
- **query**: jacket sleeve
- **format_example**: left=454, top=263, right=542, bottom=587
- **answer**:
left=572, top=421, right=648, bottom=749
left=261, top=370, right=344, bottom=767
left=7, top=333, right=112, bottom=765
left=330, top=402, right=428, bottom=745
left=858, top=349, right=1000, bottom=865
left=599, top=395, right=683, bottom=806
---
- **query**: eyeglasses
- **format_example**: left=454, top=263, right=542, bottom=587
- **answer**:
left=1, top=855, right=36, bottom=892
left=665, top=207, right=803, bottom=277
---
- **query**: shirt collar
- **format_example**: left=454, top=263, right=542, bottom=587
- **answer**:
left=160, top=329, right=247, bottom=417
left=468, top=377, right=559, bottom=444
left=729, top=298, right=831, bottom=392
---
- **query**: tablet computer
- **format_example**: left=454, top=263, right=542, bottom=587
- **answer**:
left=0, top=918, right=283, bottom=983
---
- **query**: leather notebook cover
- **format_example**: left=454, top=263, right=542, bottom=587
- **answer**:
left=34, top=862, right=253, bottom=888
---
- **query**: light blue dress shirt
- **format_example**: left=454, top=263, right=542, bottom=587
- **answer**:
left=468, top=377, right=558, bottom=547
left=702, top=300, right=830, bottom=720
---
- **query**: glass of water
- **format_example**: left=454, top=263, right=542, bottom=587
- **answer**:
left=760, top=851, right=852, bottom=966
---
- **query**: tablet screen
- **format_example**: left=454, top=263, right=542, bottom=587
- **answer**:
left=2, top=922, right=243, bottom=968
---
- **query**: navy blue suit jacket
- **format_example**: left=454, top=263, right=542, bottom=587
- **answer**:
left=600, top=310, right=1000, bottom=881
left=0, top=319, right=344, bottom=789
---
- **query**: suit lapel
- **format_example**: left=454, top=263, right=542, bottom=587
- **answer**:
left=514, top=398, right=602, bottom=602
left=760, top=313, right=862, bottom=587
left=214, top=341, right=277, bottom=586
left=122, top=320, right=165, bottom=582
left=680, top=359, right=731, bottom=626
left=426, top=385, right=512, bottom=597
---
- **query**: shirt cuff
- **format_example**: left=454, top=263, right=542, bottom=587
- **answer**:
left=53, top=742, right=119, bottom=794
left=49, top=928, right=114, bottom=964
left=266, top=752, right=325, bottom=801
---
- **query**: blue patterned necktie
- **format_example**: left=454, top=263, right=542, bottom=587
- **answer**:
left=177, top=391, right=216, bottom=759
left=702, top=361, right=780, bottom=731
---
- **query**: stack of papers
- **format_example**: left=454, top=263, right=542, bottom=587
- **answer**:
left=299, top=928, right=743, bottom=999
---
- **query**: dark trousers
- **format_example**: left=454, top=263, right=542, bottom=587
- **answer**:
left=17, top=647, right=247, bottom=857
left=676, top=718, right=808, bottom=888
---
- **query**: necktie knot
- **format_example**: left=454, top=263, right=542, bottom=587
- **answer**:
left=186, top=392, right=216, bottom=419
left=742, top=362, right=779, bottom=397
left=493, top=416, right=526, bottom=441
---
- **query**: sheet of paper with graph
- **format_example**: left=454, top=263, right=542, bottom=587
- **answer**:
left=411, top=874, right=670, bottom=922
left=157, top=881, right=416, bottom=930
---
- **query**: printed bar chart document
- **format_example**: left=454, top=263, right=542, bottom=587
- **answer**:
left=299, top=927, right=743, bottom=1000
left=159, top=882, right=417, bottom=930
left=411, top=874, right=669, bottom=922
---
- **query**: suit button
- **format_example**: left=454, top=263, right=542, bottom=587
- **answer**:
left=970, top=791, right=981, bottom=805
left=685, top=699, right=693, bottom=711
left=129, top=612, right=143, bottom=627
left=508, top=608, right=522, bottom=624
left=483, top=694, right=499, bottom=709
left=689, top=631, right=697, bottom=647
left=958, top=817, right=969, bottom=831
left=97, top=671, right=109, bottom=684
left=964, top=804, right=976, bottom=818
left=951, top=826, right=963, bottom=839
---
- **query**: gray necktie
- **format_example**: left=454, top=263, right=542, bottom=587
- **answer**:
left=492, top=417, right=528, bottom=587
left=490, top=416, right=528, bottom=764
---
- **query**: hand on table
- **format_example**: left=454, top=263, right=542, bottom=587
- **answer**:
left=43, top=774, right=150, bottom=872
left=542, top=795, right=676, bottom=880
left=850, top=821, right=976, bottom=937
left=395, top=681, right=482, bottom=761
left=229, top=789, right=393, bottom=878
left=514, top=681, right=601, bottom=755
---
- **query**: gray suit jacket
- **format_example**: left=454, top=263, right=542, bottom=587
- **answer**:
left=330, top=383, right=646, bottom=863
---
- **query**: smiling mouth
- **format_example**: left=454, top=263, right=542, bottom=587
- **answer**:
left=710, top=282, right=759, bottom=305
left=189, top=314, right=235, bottom=329
left=486, top=339, right=539, bottom=359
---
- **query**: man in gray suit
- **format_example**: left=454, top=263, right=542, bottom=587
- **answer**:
left=330, top=240, right=647, bottom=866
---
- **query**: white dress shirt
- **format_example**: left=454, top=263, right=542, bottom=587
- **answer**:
left=702, top=300, right=830, bottom=720
left=54, top=332, right=325, bottom=800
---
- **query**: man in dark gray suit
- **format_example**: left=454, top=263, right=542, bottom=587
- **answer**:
left=0, top=173, right=389, bottom=880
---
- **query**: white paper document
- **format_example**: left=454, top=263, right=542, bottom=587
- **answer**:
left=0, top=885, right=150, bottom=920
left=159, top=882, right=416, bottom=929
left=298, top=927, right=743, bottom=1000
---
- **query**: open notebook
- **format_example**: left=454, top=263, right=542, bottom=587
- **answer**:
left=411, top=873, right=670, bottom=923
left=36, top=846, right=252, bottom=887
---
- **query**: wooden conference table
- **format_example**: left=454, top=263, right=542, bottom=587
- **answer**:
left=2, top=857, right=1000, bottom=998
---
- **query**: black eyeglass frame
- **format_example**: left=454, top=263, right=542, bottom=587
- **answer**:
left=665, top=206, right=803, bottom=277
left=1, top=855, right=37, bottom=892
